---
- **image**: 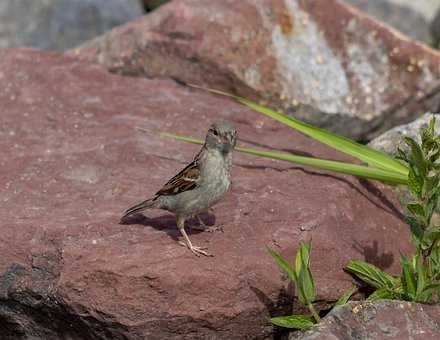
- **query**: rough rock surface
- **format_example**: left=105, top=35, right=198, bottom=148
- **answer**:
left=290, top=300, right=440, bottom=340
left=0, top=0, right=144, bottom=51
left=386, top=0, right=440, bottom=22
left=344, top=0, right=432, bottom=43
left=73, top=0, right=440, bottom=140
left=0, top=48, right=413, bottom=339
left=368, top=113, right=439, bottom=155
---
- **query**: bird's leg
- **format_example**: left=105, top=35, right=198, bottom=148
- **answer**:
left=190, top=214, right=208, bottom=231
left=191, top=211, right=224, bottom=233
left=177, top=216, right=213, bottom=257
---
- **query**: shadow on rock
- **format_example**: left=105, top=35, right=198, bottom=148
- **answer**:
left=249, top=285, right=293, bottom=340
left=357, top=178, right=406, bottom=223
left=119, top=212, right=216, bottom=242
left=352, top=239, right=395, bottom=270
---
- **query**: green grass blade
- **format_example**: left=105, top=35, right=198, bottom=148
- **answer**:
left=400, top=255, right=416, bottom=299
left=237, top=98, right=408, bottom=175
left=187, top=85, right=408, bottom=176
left=160, top=132, right=408, bottom=185
left=267, top=248, right=297, bottom=283
left=334, top=286, right=357, bottom=306
left=270, top=315, right=315, bottom=330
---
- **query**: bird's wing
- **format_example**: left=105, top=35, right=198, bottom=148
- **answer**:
left=155, top=153, right=201, bottom=196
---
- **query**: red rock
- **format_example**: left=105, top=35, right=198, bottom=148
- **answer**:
left=73, top=0, right=440, bottom=140
left=0, top=48, right=412, bottom=339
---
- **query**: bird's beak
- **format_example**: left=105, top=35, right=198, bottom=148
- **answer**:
left=221, top=133, right=236, bottom=148
left=221, top=136, right=230, bottom=144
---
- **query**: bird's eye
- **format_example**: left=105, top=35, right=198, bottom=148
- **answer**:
left=213, top=130, right=218, bottom=136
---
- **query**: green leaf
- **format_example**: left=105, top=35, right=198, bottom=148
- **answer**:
left=400, top=255, right=416, bottom=299
left=267, top=248, right=297, bottom=283
left=404, top=136, right=427, bottom=177
left=426, top=227, right=440, bottom=243
left=422, top=175, right=440, bottom=198
left=187, top=85, right=409, bottom=176
left=298, top=265, right=315, bottom=305
left=421, top=283, right=440, bottom=298
left=408, top=167, right=423, bottom=197
left=334, top=286, right=357, bottom=306
left=270, top=315, right=315, bottom=330
left=295, top=241, right=311, bottom=277
left=406, top=216, right=424, bottom=249
left=345, top=260, right=396, bottom=289
left=415, top=255, right=427, bottom=300
left=160, top=133, right=408, bottom=185
left=295, top=242, right=315, bottom=304
left=366, top=287, right=395, bottom=301
left=396, top=147, right=409, bottom=163
left=421, top=117, right=436, bottom=152
left=407, top=203, right=425, bottom=218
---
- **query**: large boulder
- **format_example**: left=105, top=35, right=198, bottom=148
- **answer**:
left=0, top=0, right=144, bottom=51
left=343, top=0, right=432, bottom=43
left=0, top=48, right=413, bottom=339
left=290, top=300, right=440, bottom=339
left=386, top=0, right=440, bottom=22
left=73, top=0, right=440, bottom=140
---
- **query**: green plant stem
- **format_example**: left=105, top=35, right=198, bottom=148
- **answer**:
left=307, top=303, right=320, bottom=323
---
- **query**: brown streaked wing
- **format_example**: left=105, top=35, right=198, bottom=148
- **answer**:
left=156, top=159, right=200, bottom=196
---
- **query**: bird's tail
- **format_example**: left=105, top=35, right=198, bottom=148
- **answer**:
left=121, top=198, right=157, bottom=220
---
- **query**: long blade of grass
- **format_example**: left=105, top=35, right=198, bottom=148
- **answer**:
left=188, top=85, right=408, bottom=176
left=160, top=132, right=408, bottom=185
left=270, top=315, right=315, bottom=330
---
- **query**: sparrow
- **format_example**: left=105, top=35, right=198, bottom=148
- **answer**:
left=121, top=121, right=237, bottom=256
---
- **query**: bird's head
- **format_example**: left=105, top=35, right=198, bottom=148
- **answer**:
left=205, top=120, right=236, bottom=154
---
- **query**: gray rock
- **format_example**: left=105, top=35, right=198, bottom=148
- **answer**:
left=0, top=0, right=144, bottom=51
left=368, top=113, right=440, bottom=155
left=344, top=0, right=432, bottom=42
left=290, top=300, right=440, bottom=340
left=387, top=0, right=440, bottom=22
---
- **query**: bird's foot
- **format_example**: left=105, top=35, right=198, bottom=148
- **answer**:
left=205, top=225, right=224, bottom=233
left=190, top=224, right=223, bottom=233
left=178, top=241, right=213, bottom=257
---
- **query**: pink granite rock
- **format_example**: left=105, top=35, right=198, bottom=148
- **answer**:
left=0, top=48, right=412, bottom=339
left=73, top=0, right=440, bottom=140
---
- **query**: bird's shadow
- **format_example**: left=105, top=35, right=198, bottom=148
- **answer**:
left=119, top=212, right=216, bottom=242
left=351, top=239, right=395, bottom=270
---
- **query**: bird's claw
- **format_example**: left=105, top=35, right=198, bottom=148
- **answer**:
left=206, top=225, right=223, bottom=233
left=178, top=241, right=213, bottom=257
left=190, top=246, right=213, bottom=257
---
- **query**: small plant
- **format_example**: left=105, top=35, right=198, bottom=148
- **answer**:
left=346, top=117, right=440, bottom=303
left=268, top=242, right=356, bottom=330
